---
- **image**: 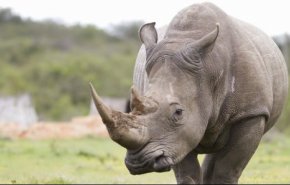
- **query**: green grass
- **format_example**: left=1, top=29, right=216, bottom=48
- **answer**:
left=0, top=135, right=289, bottom=184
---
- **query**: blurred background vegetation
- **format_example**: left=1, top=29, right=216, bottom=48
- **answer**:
left=0, top=8, right=143, bottom=121
left=0, top=8, right=289, bottom=133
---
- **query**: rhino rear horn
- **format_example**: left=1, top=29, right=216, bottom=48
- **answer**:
left=130, top=86, right=158, bottom=114
left=130, top=86, right=145, bottom=113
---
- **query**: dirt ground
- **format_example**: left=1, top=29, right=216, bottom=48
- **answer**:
left=0, top=115, right=109, bottom=140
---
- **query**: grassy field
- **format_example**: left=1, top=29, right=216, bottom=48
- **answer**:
left=0, top=134, right=289, bottom=184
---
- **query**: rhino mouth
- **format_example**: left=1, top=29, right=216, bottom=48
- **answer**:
left=125, top=150, right=174, bottom=175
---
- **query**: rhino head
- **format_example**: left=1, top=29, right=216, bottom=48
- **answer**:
left=90, top=22, right=219, bottom=174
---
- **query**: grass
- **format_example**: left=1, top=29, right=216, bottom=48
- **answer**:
left=0, top=134, right=289, bottom=184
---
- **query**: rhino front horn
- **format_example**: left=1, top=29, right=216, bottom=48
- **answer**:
left=89, top=82, right=149, bottom=150
left=89, top=82, right=114, bottom=125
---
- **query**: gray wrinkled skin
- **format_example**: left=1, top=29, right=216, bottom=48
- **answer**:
left=131, top=2, right=288, bottom=184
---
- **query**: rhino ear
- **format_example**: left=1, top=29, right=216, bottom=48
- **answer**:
left=196, top=23, right=219, bottom=55
left=139, top=22, right=158, bottom=49
left=183, top=23, right=219, bottom=59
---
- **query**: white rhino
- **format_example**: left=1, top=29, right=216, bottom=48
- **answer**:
left=90, top=2, right=288, bottom=184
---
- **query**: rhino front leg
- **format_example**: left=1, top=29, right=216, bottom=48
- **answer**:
left=173, top=151, right=202, bottom=184
left=202, top=116, right=265, bottom=184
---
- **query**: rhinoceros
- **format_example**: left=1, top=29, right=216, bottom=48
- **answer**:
left=90, top=2, right=288, bottom=184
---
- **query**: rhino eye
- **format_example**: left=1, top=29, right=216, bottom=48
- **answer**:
left=175, top=109, right=183, bottom=116
left=172, top=108, right=184, bottom=123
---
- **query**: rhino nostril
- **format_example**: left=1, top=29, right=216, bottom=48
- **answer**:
left=154, top=153, right=164, bottom=162
left=153, top=153, right=173, bottom=172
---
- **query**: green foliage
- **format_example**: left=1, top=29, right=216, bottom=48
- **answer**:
left=110, top=21, right=144, bottom=41
left=276, top=84, right=290, bottom=134
left=273, top=34, right=290, bottom=133
left=0, top=8, right=142, bottom=120
left=0, top=8, right=22, bottom=23
left=0, top=136, right=289, bottom=183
